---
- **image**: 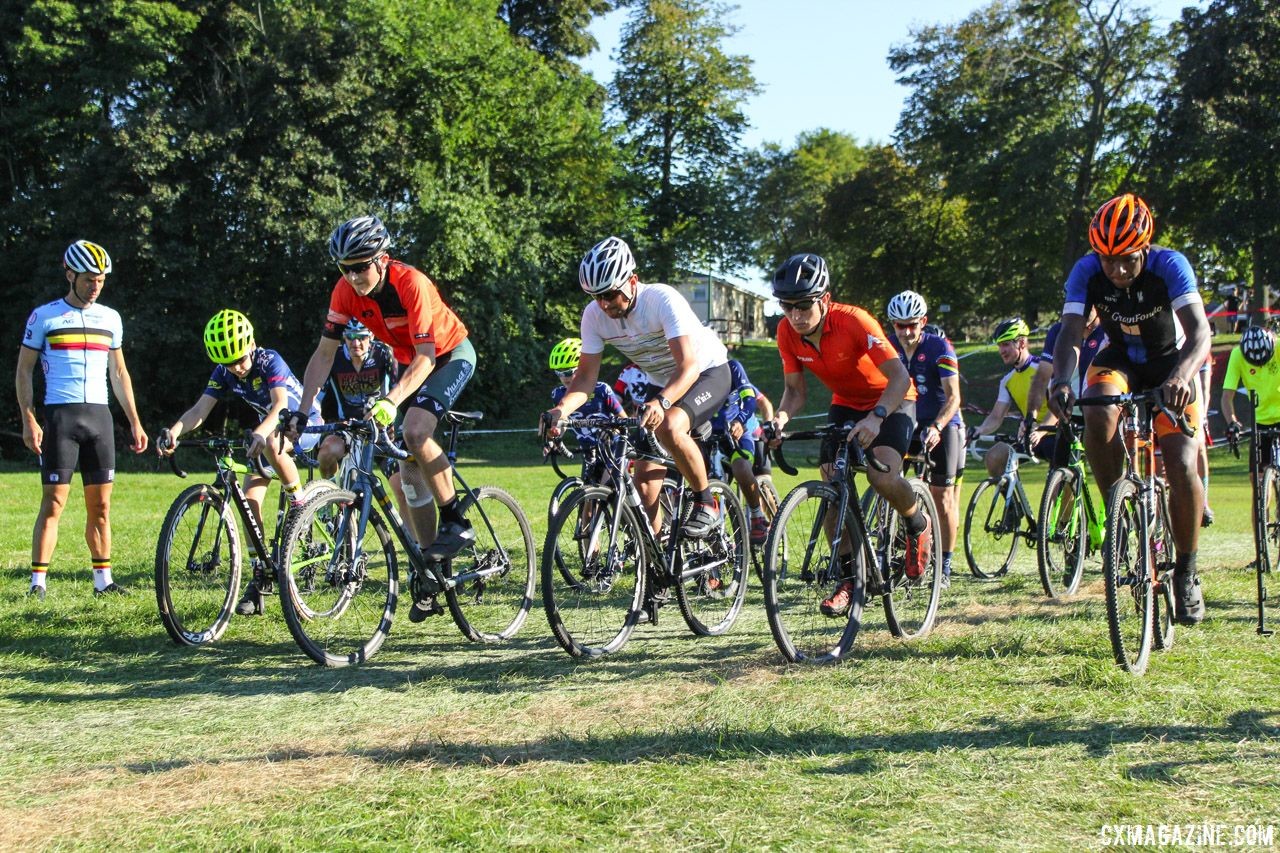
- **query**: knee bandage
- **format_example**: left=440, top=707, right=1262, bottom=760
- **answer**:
left=399, top=460, right=435, bottom=508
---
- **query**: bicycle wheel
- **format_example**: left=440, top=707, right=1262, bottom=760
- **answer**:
left=674, top=480, right=749, bottom=636
left=1102, top=478, right=1154, bottom=675
left=750, top=475, right=782, bottom=578
left=443, top=486, right=536, bottom=643
left=278, top=489, right=398, bottom=667
left=963, top=477, right=1019, bottom=579
left=547, top=476, right=584, bottom=526
left=1037, top=467, right=1086, bottom=598
left=762, top=481, right=866, bottom=663
left=1151, top=482, right=1176, bottom=652
left=1259, top=466, right=1280, bottom=576
left=863, top=481, right=942, bottom=640
left=542, top=485, right=646, bottom=657
left=155, top=484, right=242, bottom=646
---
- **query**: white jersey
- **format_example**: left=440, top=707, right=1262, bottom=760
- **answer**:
left=579, top=282, right=727, bottom=384
left=22, top=298, right=123, bottom=406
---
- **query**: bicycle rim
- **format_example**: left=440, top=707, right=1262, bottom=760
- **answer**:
left=444, top=486, right=536, bottom=642
left=541, top=486, right=645, bottom=657
left=674, top=480, right=749, bottom=636
left=1102, top=479, right=1153, bottom=675
left=869, top=481, right=942, bottom=640
left=1037, top=467, right=1086, bottom=598
left=155, top=484, right=242, bottom=646
left=964, top=478, right=1018, bottom=579
left=763, top=481, right=865, bottom=663
left=279, top=489, right=398, bottom=667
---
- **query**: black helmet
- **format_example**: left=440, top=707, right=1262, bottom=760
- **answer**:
left=328, top=215, right=391, bottom=263
left=772, top=253, right=830, bottom=300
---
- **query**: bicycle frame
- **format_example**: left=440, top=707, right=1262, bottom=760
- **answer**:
left=1057, top=419, right=1105, bottom=551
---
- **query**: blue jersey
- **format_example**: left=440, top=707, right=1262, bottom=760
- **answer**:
left=1041, top=321, right=1108, bottom=395
left=889, top=332, right=961, bottom=429
left=1062, top=246, right=1201, bottom=365
left=319, top=341, right=398, bottom=418
left=22, top=298, right=124, bottom=406
left=203, top=347, right=321, bottom=424
left=551, top=382, right=625, bottom=446
left=710, top=360, right=759, bottom=433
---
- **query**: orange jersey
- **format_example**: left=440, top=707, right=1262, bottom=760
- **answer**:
left=324, top=260, right=467, bottom=364
left=777, top=302, right=915, bottom=410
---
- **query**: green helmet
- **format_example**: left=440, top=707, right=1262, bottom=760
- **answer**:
left=991, top=318, right=1030, bottom=344
left=549, top=337, right=582, bottom=372
left=204, top=309, right=254, bottom=364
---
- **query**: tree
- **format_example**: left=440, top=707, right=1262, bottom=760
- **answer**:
left=890, top=0, right=1172, bottom=322
left=498, top=0, right=616, bottom=66
left=611, top=0, right=758, bottom=280
left=1154, top=0, right=1280, bottom=311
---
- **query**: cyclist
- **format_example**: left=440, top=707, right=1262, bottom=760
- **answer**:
left=314, top=319, right=415, bottom=530
left=612, top=362, right=651, bottom=416
left=706, top=359, right=770, bottom=545
left=970, top=319, right=1060, bottom=478
left=1221, top=326, right=1280, bottom=465
left=16, top=240, right=148, bottom=599
left=157, top=309, right=322, bottom=615
left=290, top=215, right=476, bottom=561
left=886, top=290, right=964, bottom=586
left=766, top=253, right=928, bottom=617
left=543, top=235, right=730, bottom=538
left=546, top=337, right=626, bottom=475
left=1048, top=193, right=1212, bottom=626
left=1027, top=307, right=1107, bottom=419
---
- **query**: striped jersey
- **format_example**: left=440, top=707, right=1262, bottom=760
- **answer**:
left=22, top=298, right=123, bottom=405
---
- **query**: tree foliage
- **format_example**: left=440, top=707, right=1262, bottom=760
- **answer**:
left=611, top=0, right=758, bottom=280
left=498, top=0, right=616, bottom=66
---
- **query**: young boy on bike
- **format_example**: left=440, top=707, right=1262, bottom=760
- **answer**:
left=546, top=337, right=626, bottom=481
left=706, top=359, right=770, bottom=545
left=157, top=309, right=322, bottom=615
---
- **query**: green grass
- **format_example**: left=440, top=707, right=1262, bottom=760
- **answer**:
left=2, top=442, right=1279, bottom=850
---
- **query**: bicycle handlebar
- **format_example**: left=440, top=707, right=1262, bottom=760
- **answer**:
left=297, top=418, right=410, bottom=460
left=157, top=430, right=274, bottom=479
left=1076, top=389, right=1197, bottom=438
left=762, top=422, right=890, bottom=475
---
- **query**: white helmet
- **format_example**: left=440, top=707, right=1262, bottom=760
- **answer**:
left=579, top=236, right=636, bottom=295
left=887, top=290, right=928, bottom=322
left=64, top=240, right=112, bottom=275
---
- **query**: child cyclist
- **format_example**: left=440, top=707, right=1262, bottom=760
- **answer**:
left=706, top=359, right=770, bottom=545
left=547, top=338, right=626, bottom=476
left=157, top=309, right=322, bottom=615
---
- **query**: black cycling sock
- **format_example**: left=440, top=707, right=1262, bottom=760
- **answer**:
left=697, top=488, right=714, bottom=505
left=1176, top=553, right=1197, bottom=577
left=905, top=510, right=927, bottom=536
left=439, top=498, right=462, bottom=524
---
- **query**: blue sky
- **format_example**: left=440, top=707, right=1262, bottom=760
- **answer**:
left=580, top=0, right=1203, bottom=150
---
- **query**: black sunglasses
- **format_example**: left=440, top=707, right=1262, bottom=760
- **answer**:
left=594, top=289, right=626, bottom=303
left=338, top=258, right=376, bottom=275
left=553, top=369, right=575, bottom=379
left=779, top=297, right=818, bottom=312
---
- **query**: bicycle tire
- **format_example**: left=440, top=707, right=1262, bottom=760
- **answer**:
left=864, top=481, right=943, bottom=640
left=542, top=485, right=646, bottom=658
left=1151, top=481, right=1176, bottom=652
left=674, top=479, right=749, bottom=636
left=1259, top=466, right=1280, bottom=577
left=155, top=484, right=242, bottom=647
left=443, top=486, right=536, bottom=643
left=1102, top=478, right=1154, bottom=675
left=762, top=480, right=866, bottom=663
left=963, top=477, right=1019, bottom=579
left=547, top=476, right=584, bottom=526
left=1037, top=467, right=1087, bottom=598
left=278, top=488, right=398, bottom=667
left=750, top=476, right=781, bottom=578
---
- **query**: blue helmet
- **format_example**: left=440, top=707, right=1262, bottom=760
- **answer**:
left=343, top=319, right=373, bottom=339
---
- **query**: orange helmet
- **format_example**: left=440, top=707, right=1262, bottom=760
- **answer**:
left=1089, top=193, right=1154, bottom=256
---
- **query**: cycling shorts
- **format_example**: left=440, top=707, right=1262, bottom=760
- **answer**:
left=907, top=423, right=965, bottom=487
left=1256, top=423, right=1280, bottom=471
left=409, top=337, right=476, bottom=420
left=41, top=403, right=115, bottom=486
left=819, top=402, right=915, bottom=465
left=642, top=362, right=731, bottom=431
left=1084, top=347, right=1201, bottom=440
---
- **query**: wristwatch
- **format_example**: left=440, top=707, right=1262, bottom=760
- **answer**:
left=656, top=394, right=673, bottom=411
left=872, top=404, right=888, bottom=419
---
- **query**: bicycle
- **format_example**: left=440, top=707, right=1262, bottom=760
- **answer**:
left=1035, top=417, right=1105, bottom=598
left=962, top=433, right=1039, bottom=580
left=703, top=428, right=780, bottom=574
left=1077, top=390, right=1194, bottom=675
left=762, top=423, right=942, bottom=663
left=541, top=415, right=750, bottom=658
left=153, top=431, right=331, bottom=647
left=1226, top=392, right=1279, bottom=637
left=278, top=410, right=535, bottom=667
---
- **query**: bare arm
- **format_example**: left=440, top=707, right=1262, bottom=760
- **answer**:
left=1171, top=302, right=1211, bottom=388
left=975, top=399, right=1012, bottom=437
left=15, top=346, right=41, bottom=454
left=1025, top=359, right=1054, bottom=426
left=300, top=337, right=342, bottom=414
left=160, top=393, right=219, bottom=455
left=657, top=335, right=702, bottom=403
left=108, top=348, right=148, bottom=453
left=387, top=341, right=438, bottom=407
left=934, top=373, right=962, bottom=431
left=775, top=371, right=808, bottom=431
left=548, top=351, right=602, bottom=419
left=1049, top=313, right=1085, bottom=418
left=1220, top=387, right=1239, bottom=426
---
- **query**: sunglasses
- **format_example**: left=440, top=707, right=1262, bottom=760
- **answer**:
left=553, top=369, right=576, bottom=379
left=338, top=258, right=377, bottom=276
left=893, top=321, right=921, bottom=330
left=594, top=289, right=626, bottom=303
left=779, top=298, right=819, bottom=312
left=343, top=333, right=372, bottom=341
